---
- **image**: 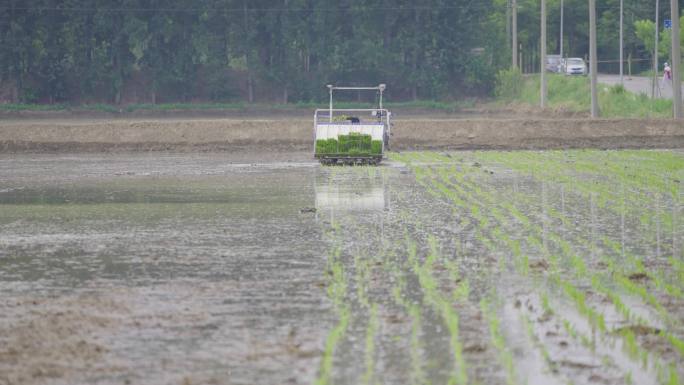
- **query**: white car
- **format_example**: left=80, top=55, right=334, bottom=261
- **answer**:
left=562, top=58, right=587, bottom=75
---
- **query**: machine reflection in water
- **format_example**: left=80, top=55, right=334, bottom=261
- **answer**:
left=315, top=185, right=386, bottom=212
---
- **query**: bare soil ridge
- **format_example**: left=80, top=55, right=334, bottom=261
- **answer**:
left=1, top=117, right=682, bottom=152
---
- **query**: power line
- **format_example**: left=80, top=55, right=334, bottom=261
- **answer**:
left=0, top=5, right=497, bottom=13
left=0, top=4, right=661, bottom=15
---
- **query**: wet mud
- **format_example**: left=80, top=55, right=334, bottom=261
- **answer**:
left=1, top=154, right=326, bottom=385
left=1, top=150, right=683, bottom=385
left=2, top=117, right=684, bottom=153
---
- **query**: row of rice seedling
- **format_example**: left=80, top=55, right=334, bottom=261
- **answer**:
left=315, top=169, right=379, bottom=382
left=480, top=299, right=520, bottom=385
left=344, top=212, right=388, bottom=384
left=397, top=154, right=544, bottom=274
left=450, top=154, right=679, bottom=335
left=474, top=152, right=684, bottom=331
left=404, top=235, right=469, bottom=385
left=508, top=185, right=679, bottom=324
left=554, top=150, right=680, bottom=251
left=569, top=150, right=682, bottom=195
left=386, top=202, right=499, bottom=383
left=316, top=165, right=470, bottom=384
left=316, top=225, right=351, bottom=385
left=380, top=233, right=432, bottom=385
left=424, top=149, right=681, bottom=306
left=540, top=150, right=678, bottom=197
left=407, top=305, right=427, bottom=385
left=319, top=155, right=680, bottom=384
left=407, top=152, right=673, bottom=382
left=379, top=229, right=433, bottom=382
left=476, top=150, right=680, bottom=252
left=406, top=156, right=616, bottom=383
left=394, top=153, right=565, bottom=383
left=393, top=151, right=681, bottom=384
left=354, top=253, right=372, bottom=309
left=470, top=150, right=677, bottom=248
left=465, top=152, right=682, bottom=382
left=493, top=176, right=675, bottom=326
left=601, top=236, right=684, bottom=301
left=521, top=314, right=556, bottom=372
left=362, top=304, right=379, bottom=385
left=479, top=163, right=684, bottom=376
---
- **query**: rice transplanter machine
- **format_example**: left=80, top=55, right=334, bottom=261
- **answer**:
left=314, top=84, right=391, bottom=165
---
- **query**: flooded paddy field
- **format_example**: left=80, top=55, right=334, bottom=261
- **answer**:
left=0, top=150, right=682, bottom=385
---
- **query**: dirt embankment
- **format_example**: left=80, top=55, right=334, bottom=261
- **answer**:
left=394, top=118, right=684, bottom=150
left=0, top=117, right=682, bottom=152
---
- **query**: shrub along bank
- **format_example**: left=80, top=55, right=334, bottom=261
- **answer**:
left=495, top=69, right=672, bottom=118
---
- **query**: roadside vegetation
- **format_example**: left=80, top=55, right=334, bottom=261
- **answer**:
left=495, top=68, right=673, bottom=118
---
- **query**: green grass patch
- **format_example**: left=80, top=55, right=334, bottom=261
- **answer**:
left=0, top=102, right=248, bottom=113
left=0, top=103, right=68, bottom=111
left=498, top=73, right=673, bottom=118
left=124, top=103, right=246, bottom=112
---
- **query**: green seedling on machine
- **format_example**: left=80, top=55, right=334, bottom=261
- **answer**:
left=315, top=134, right=383, bottom=156
left=313, top=84, right=391, bottom=165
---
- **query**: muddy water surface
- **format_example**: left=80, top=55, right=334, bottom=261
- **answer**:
left=0, top=154, right=333, bottom=385
left=1, top=151, right=682, bottom=385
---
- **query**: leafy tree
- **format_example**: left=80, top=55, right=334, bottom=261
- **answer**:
left=635, top=16, right=684, bottom=64
left=634, top=19, right=657, bottom=53
left=1, top=0, right=669, bottom=104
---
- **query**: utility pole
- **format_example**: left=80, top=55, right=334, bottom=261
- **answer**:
left=620, top=0, right=624, bottom=84
left=671, top=0, right=682, bottom=118
left=560, top=0, right=564, bottom=58
left=507, top=0, right=511, bottom=51
left=589, top=0, right=600, bottom=117
left=512, top=0, right=518, bottom=68
left=541, top=0, right=547, bottom=108
left=654, top=0, right=660, bottom=99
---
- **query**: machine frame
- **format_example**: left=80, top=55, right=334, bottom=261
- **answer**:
left=313, top=84, right=391, bottom=165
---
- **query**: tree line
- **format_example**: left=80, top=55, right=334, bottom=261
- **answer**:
left=0, top=0, right=676, bottom=105
left=513, top=0, right=684, bottom=75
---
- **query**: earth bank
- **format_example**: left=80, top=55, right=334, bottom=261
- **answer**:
left=0, top=117, right=683, bottom=152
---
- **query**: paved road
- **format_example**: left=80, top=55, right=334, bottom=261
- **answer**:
left=598, top=74, right=684, bottom=99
